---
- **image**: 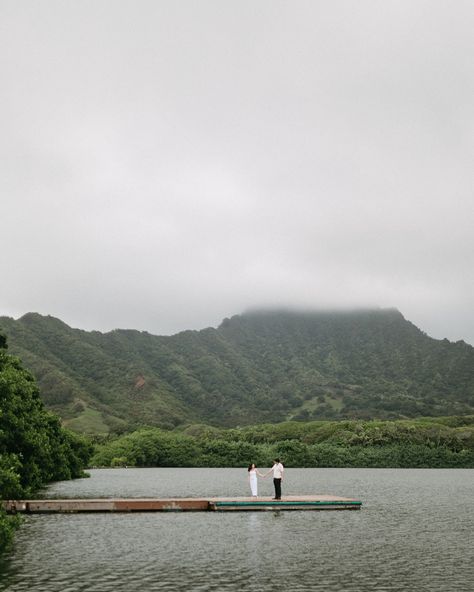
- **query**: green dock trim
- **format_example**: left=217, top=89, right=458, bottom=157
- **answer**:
left=213, top=500, right=362, bottom=507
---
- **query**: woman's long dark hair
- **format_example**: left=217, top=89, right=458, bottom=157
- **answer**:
left=248, top=463, right=256, bottom=472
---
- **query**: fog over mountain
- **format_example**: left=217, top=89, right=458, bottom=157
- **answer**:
left=1, top=1, right=473, bottom=343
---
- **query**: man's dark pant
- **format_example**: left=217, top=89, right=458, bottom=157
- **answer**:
left=273, top=478, right=281, bottom=499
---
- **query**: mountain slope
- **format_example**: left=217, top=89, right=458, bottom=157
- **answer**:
left=1, top=309, right=473, bottom=433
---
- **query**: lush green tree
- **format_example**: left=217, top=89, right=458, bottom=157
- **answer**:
left=0, top=333, right=92, bottom=551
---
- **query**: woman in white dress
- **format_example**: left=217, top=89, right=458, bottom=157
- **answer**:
left=247, top=463, right=264, bottom=497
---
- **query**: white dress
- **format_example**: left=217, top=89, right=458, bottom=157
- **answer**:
left=249, top=469, right=258, bottom=496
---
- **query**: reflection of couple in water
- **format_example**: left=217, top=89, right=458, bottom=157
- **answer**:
left=247, top=458, right=284, bottom=499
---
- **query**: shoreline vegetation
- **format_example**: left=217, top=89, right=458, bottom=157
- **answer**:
left=0, top=334, right=92, bottom=553
left=91, top=416, right=474, bottom=469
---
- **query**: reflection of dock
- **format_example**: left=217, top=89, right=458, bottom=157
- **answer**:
left=3, top=495, right=362, bottom=513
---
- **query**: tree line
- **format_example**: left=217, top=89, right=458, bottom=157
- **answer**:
left=91, top=416, right=474, bottom=469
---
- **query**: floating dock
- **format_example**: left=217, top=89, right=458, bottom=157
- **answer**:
left=3, top=495, right=361, bottom=513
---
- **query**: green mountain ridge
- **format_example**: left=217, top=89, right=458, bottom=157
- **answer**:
left=1, top=308, right=473, bottom=434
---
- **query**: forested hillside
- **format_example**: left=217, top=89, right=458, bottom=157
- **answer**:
left=1, top=309, right=473, bottom=434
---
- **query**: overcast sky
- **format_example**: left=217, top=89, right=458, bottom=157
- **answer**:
left=1, top=1, right=473, bottom=344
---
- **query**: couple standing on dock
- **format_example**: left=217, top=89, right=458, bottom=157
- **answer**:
left=248, top=459, right=284, bottom=499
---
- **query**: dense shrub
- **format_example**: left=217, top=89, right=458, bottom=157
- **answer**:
left=92, top=417, right=474, bottom=469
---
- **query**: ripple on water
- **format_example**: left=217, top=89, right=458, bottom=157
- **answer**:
left=1, top=468, right=473, bottom=592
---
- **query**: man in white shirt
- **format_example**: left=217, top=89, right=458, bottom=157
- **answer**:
left=265, top=458, right=284, bottom=499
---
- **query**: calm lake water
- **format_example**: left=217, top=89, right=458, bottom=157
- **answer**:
left=1, top=468, right=473, bottom=592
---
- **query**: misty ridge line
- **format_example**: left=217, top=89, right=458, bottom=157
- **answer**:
left=0, top=305, right=453, bottom=342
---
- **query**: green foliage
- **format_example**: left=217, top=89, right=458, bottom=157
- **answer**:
left=0, top=454, right=23, bottom=498
left=0, top=347, right=93, bottom=495
left=92, top=429, right=200, bottom=467
left=92, top=416, right=474, bottom=469
left=0, top=332, right=93, bottom=551
left=2, top=309, right=474, bottom=433
left=0, top=510, right=20, bottom=553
